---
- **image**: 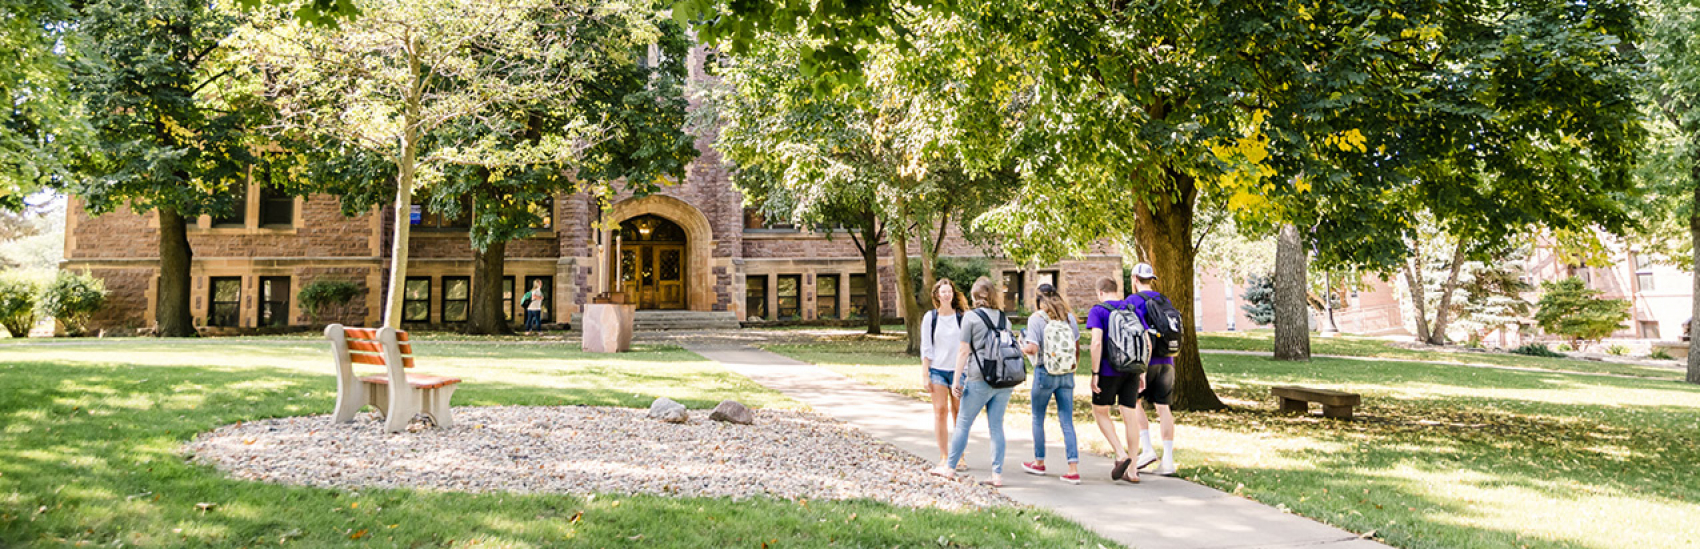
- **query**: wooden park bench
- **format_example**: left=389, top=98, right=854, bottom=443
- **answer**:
left=326, top=324, right=461, bottom=433
left=1272, top=386, right=1361, bottom=419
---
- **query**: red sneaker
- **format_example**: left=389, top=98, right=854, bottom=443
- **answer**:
left=1021, top=461, right=1047, bottom=476
left=1059, top=473, right=1081, bottom=485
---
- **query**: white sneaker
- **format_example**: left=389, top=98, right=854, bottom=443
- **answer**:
left=1155, top=462, right=1178, bottom=477
left=1135, top=452, right=1159, bottom=470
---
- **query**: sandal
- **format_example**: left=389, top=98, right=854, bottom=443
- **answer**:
left=928, top=467, right=956, bottom=479
left=978, top=477, right=1003, bottom=488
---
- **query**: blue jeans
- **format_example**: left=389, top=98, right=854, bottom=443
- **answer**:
left=1030, top=369, right=1079, bottom=463
left=947, top=379, right=1014, bottom=474
left=524, top=309, right=542, bottom=331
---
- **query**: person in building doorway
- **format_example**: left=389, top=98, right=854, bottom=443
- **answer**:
left=522, top=279, right=546, bottom=334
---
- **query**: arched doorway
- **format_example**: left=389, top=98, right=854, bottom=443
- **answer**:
left=618, top=214, right=687, bottom=309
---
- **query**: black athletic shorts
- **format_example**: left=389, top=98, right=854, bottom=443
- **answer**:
left=1091, top=372, right=1143, bottom=407
left=1140, top=361, right=1175, bottom=406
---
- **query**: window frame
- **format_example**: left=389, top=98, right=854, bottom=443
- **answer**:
left=746, top=276, right=768, bottom=321
left=258, top=178, right=294, bottom=229
left=208, top=277, right=242, bottom=327
left=1637, top=271, right=1655, bottom=292
left=402, top=277, right=432, bottom=323
left=815, top=274, right=840, bottom=320
left=1002, top=271, right=1025, bottom=312
left=848, top=274, right=869, bottom=319
left=776, top=274, right=802, bottom=320
left=259, top=276, right=290, bottom=327
left=210, top=185, right=247, bottom=228
left=502, top=276, right=516, bottom=322
left=441, top=276, right=471, bottom=324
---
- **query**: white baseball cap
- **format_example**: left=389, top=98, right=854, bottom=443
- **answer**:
left=1132, top=263, right=1158, bottom=280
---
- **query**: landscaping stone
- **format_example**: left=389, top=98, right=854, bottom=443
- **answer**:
left=647, top=397, right=688, bottom=423
left=186, top=406, right=1008, bottom=510
left=709, top=400, right=754, bottom=425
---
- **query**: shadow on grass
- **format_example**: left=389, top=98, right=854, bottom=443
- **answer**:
left=0, top=359, right=1114, bottom=548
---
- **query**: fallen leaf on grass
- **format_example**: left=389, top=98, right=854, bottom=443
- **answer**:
left=195, top=503, right=216, bottom=513
left=350, top=529, right=367, bottom=540
left=569, top=511, right=583, bottom=524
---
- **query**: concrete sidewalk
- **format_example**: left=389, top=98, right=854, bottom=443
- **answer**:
left=687, top=344, right=1386, bottom=549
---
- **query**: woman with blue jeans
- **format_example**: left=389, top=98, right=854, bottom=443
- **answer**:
left=930, top=277, right=1015, bottom=487
left=1019, top=284, right=1082, bottom=484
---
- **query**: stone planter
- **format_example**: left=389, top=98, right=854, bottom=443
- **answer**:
left=582, top=303, right=636, bottom=353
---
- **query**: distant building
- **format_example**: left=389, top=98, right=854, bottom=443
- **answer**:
left=60, top=47, right=1122, bottom=334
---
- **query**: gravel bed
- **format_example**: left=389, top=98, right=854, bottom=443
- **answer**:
left=186, top=406, right=1010, bottom=510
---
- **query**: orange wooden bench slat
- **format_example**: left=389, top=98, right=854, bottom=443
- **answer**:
left=343, top=327, right=380, bottom=340
left=349, top=352, right=387, bottom=366
left=346, top=340, right=385, bottom=353
left=359, top=374, right=461, bottom=390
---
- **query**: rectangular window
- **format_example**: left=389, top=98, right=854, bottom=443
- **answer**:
left=502, top=277, right=515, bottom=322
left=211, top=185, right=247, bottom=228
left=403, top=277, right=431, bottom=322
left=746, top=276, right=768, bottom=321
left=1002, top=271, right=1025, bottom=312
left=442, top=276, right=470, bottom=323
left=816, top=274, right=840, bottom=320
left=777, top=275, right=802, bottom=320
left=209, top=277, right=242, bottom=327
left=412, top=195, right=471, bottom=229
left=530, top=197, right=553, bottom=229
left=259, top=276, right=290, bottom=327
left=848, top=274, right=869, bottom=319
left=1641, top=321, right=1661, bottom=340
left=523, top=276, right=553, bottom=320
left=258, top=183, right=293, bottom=228
left=1637, top=272, right=1655, bottom=292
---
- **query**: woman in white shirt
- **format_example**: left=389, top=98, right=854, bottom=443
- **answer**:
left=921, top=278, right=969, bottom=470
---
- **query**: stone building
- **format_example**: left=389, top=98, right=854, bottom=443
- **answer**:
left=61, top=49, right=1122, bottom=333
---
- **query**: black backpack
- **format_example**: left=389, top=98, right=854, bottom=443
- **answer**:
left=970, top=309, right=1028, bottom=389
left=1094, top=302, right=1151, bottom=375
left=1130, top=291, right=1184, bottom=358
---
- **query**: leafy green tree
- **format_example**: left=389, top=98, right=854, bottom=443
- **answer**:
left=245, top=0, right=666, bottom=327
left=1451, top=256, right=1535, bottom=347
left=0, top=0, right=78, bottom=209
left=1240, top=274, right=1275, bottom=327
left=679, top=0, right=1644, bottom=409
left=64, top=0, right=268, bottom=337
left=1534, top=277, right=1630, bottom=347
left=1632, top=1, right=1700, bottom=384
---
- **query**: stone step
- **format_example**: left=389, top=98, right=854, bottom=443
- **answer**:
left=569, top=311, right=741, bottom=332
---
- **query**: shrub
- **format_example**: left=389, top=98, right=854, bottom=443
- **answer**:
left=1241, top=273, right=1275, bottom=326
left=40, top=271, right=107, bottom=336
left=297, top=280, right=362, bottom=323
left=1510, top=343, right=1565, bottom=358
left=1650, top=348, right=1674, bottom=360
left=1606, top=344, right=1629, bottom=356
left=0, top=272, right=48, bottom=337
left=906, top=257, right=992, bottom=306
left=1533, top=277, right=1631, bottom=346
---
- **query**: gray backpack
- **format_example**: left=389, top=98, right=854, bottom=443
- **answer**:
left=971, top=309, right=1027, bottom=389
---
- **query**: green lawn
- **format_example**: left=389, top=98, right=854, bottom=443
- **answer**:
left=0, top=340, right=1115, bottom=548
left=766, top=339, right=1700, bottom=549
left=1197, top=331, right=1686, bottom=380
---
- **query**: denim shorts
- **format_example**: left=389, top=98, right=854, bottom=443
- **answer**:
left=928, top=368, right=956, bottom=387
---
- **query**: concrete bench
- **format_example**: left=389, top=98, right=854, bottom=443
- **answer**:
left=327, top=325, right=461, bottom=432
left=1272, top=386, right=1361, bottom=419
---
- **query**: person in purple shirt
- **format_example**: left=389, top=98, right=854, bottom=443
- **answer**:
left=1125, top=263, right=1178, bottom=476
left=1086, top=276, right=1145, bottom=483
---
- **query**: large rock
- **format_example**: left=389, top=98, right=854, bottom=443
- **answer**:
left=647, top=397, right=688, bottom=424
left=709, top=400, right=754, bottom=425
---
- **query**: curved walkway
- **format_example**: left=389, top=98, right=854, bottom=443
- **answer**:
left=687, top=343, right=1387, bottom=549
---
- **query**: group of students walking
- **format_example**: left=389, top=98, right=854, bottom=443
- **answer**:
left=921, top=264, right=1180, bottom=487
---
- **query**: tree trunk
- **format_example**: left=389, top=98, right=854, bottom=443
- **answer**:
left=892, top=201, right=921, bottom=356
left=859, top=211, right=882, bottom=335
left=1403, top=239, right=1433, bottom=343
left=918, top=213, right=939, bottom=309
left=1135, top=168, right=1224, bottom=411
left=1427, top=240, right=1468, bottom=345
left=383, top=149, right=415, bottom=327
left=1688, top=172, right=1700, bottom=384
left=155, top=207, right=196, bottom=337
left=467, top=239, right=513, bottom=335
left=1273, top=223, right=1311, bottom=360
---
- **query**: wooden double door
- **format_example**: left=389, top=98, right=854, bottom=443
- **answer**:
left=620, top=244, right=685, bottom=310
